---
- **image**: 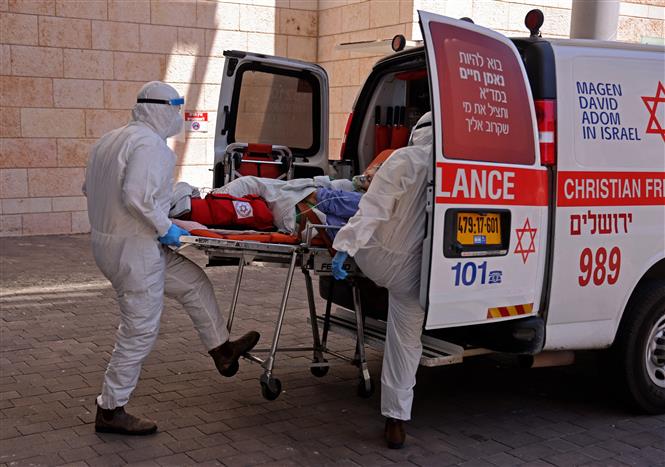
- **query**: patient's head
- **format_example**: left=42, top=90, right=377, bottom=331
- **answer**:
left=352, top=163, right=381, bottom=192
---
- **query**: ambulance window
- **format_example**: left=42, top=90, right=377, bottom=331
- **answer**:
left=231, top=66, right=320, bottom=155
left=430, top=22, right=536, bottom=165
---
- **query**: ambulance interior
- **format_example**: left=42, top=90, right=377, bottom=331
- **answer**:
left=322, top=68, right=432, bottom=311
left=354, top=69, right=430, bottom=173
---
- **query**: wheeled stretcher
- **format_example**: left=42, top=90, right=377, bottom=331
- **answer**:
left=179, top=223, right=374, bottom=401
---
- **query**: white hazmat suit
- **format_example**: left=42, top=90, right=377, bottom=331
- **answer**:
left=333, top=112, right=432, bottom=421
left=85, top=82, right=229, bottom=410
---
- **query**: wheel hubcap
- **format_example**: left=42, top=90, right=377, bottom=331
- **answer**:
left=645, top=314, right=665, bottom=388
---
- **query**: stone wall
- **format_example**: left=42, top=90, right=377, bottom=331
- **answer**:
left=0, top=0, right=317, bottom=236
left=318, top=0, right=415, bottom=159
left=1, top=0, right=663, bottom=236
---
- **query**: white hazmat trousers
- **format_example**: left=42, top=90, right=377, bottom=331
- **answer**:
left=85, top=82, right=229, bottom=410
left=333, top=112, right=432, bottom=421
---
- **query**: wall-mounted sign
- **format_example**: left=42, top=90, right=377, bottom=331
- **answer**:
left=185, top=112, right=208, bottom=132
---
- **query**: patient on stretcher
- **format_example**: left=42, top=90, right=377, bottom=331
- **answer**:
left=169, top=165, right=379, bottom=239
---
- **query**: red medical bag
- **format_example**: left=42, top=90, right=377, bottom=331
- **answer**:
left=189, top=193, right=274, bottom=230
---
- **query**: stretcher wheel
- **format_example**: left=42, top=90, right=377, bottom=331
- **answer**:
left=357, top=378, right=374, bottom=398
left=220, top=360, right=239, bottom=377
left=260, top=378, right=282, bottom=401
left=310, top=358, right=329, bottom=377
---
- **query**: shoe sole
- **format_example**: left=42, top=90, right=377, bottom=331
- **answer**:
left=220, top=333, right=261, bottom=377
left=95, top=425, right=157, bottom=436
left=387, top=440, right=404, bottom=449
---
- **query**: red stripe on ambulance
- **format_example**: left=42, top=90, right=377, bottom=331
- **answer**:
left=557, top=171, right=665, bottom=207
left=435, top=162, right=548, bottom=206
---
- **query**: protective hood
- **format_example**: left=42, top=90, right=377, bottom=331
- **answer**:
left=131, top=81, right=184, bottom=139
left=408, top=111, right=433, bottom=147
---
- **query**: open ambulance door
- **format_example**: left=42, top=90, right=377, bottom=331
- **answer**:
left=418, top=12, right=549, bottom=330
left=213, top=51, right=329, bottom=187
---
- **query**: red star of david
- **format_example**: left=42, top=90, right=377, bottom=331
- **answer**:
left=641, top=81, right=665, bottom=142
left=514, top=218, right=537, bottom=264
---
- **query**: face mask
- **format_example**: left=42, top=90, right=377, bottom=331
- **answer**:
left=165, top=112, right=184, bottom=138
left=352, top=174, right=369, bottom=192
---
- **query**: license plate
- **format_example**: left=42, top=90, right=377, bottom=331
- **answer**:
left=456, top=212, right=502, bottom=246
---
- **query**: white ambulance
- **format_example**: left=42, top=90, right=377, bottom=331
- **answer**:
left=213, top=10, right=665, bottom=413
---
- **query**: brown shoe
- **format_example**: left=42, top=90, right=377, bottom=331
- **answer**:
left=95, top=404, right=157, bottom=436
left=384, top=417, right=405, bottom=449
left=209, top=331, right=260, bottom=377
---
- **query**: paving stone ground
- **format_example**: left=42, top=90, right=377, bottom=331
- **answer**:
left=1, top=235, right=663, bottom=467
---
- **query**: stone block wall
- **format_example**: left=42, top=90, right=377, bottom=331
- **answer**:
left=318, top=0, right=415, bottom=159
left=0, top=0, right=317, bottom=236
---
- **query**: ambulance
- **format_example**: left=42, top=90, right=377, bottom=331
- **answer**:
left=212, top=10, right=665, bottom=414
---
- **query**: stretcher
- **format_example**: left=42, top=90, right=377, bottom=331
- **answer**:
left=178, top=222, right=374, bottom=401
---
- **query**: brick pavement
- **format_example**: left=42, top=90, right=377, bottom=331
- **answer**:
left=1, top=235, right=663, bottom=466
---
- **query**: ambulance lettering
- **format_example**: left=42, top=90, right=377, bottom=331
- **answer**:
left=436, top=163, right=547, bottom=206
left=578, top=246, right=621, bottom=287
left=443, top=168, right=515, bottom=200
left=451, top=261, right=503, bottom=287
left=576, top=81, right=642, bottom=141
left=557, top=172, right=664, bottom=290
left=569, top=211, right=633, bottom=236
left=557, top=172, right=665, bottom=207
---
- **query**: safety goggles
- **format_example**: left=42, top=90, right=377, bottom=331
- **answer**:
left=136, top=97, right=185, bottom=106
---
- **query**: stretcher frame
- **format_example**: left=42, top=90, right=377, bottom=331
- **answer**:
left=179, top=223, right=373, bottom=401
left=222, top=142, right=294, bottom=186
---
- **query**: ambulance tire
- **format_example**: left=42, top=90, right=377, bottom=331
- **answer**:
left=613, top=280, right=665, bottom=414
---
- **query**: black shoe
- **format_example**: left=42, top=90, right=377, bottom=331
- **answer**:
left=95, top=404, right=157, bottom=436
left=384, top=417, right=405, bottom=449
left=209, top=331, right=260, bottom=377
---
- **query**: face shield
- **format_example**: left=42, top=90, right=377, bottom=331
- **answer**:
left=136, top=97, right=185, bottom=113
left=132, top=82, right=185, bottom=139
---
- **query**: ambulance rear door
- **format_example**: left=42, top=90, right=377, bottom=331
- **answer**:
left=213, top=51, right=329, bottom=187
left=419, top=12, right=549, bottom=329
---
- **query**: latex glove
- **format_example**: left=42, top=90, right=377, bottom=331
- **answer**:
left=331, top=251, right=349, bottom=280
left=158, top=224, right=190, bottom=247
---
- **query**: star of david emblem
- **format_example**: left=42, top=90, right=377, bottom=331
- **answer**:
left=237, top=204, right=250, bottom=215
left=514, top=218, right=537, bottom=264
left=641, top=81, right=665, bottom=142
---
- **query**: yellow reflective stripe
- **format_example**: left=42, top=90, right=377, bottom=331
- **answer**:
left=486, top=303, right=534, bottom=319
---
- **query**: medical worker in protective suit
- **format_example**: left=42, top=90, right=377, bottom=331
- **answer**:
left=331, top=112, right=432, bottom=449
left=85, top=81, right=260, bottom=436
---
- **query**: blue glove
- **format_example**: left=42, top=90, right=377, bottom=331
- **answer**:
left=158, top=224, right=190, bottom=247
left=331, top=251, right=349, bottom=280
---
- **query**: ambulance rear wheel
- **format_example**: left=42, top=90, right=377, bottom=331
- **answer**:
left=613, top=280, right=665, bottom=414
